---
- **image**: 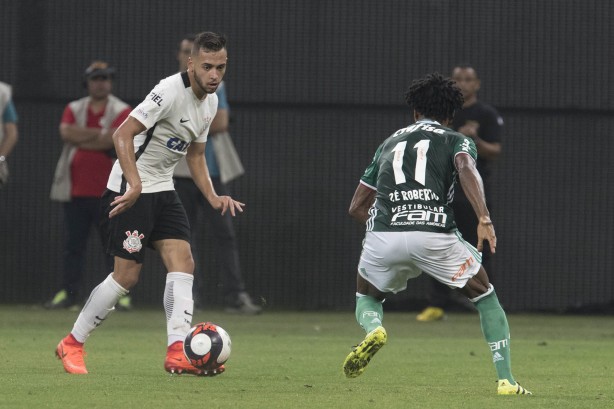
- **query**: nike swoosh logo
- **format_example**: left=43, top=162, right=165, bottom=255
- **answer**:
left=94, top=315, right=106, bottom=327
left=184, top=310, right=193, bottom=316
left=180, top=118, right=190, bottom=123
left=172, top=357, right=183, bottom=362
left=59, top=345, right=67, bottom=358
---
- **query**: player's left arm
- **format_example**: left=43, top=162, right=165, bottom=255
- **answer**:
left=349, top=182, right=376, bottom=224
left=455, top=152, right=496, bottom=253
left=186, top=141, right=244, bottom=216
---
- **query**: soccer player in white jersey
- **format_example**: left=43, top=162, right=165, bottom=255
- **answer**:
left=55, top=32, right=243, bottom=376
left=342, top=73, right=532, bottom=395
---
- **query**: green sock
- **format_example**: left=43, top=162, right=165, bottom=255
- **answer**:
left=355, top=295, right=383, bottom=333
left=474, top=290, right=515, bottom=383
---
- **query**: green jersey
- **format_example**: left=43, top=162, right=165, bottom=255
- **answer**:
left=361, top=120, right=477, bottom=232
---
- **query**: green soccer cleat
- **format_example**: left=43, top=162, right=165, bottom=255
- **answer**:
left=497, top=379, right=532, bottom=395
left=343, top=326, right=387, bottom=378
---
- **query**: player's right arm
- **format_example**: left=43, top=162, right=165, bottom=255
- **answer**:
left=108, top=80, right=173, bottom=217
left=349, top=183, right=376, bottom=224
left=455, top=152, right=496, bottom=253
left=108, top=116, right=145, bottom=218
left=350, top=143, right=383, bottom=224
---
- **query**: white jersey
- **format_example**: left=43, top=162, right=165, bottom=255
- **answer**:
left=107, top=72, right=218, bottom=193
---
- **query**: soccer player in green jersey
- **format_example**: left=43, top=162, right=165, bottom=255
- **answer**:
left=342, top=73, right=532, bottom=395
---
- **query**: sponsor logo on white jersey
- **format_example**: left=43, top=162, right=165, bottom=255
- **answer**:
left=166, top=137, right=190, bottom=153
left=149, top=91, right=163, bottom=106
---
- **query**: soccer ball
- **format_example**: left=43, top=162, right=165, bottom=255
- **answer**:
left=183, top=322, right=232, bottom=370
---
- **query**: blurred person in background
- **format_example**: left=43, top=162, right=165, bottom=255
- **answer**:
left=417, top=64, right=504, bottom=322
left=0, top=81, right=19, bottom=190
left=46, top=61, right=132, bottom=311
left=174, top=34, right=260, bottom=314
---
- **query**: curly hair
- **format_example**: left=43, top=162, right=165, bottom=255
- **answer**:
left=404, top=72, right=464, bottom=123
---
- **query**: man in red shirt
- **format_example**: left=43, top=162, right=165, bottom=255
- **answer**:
left=46, top=61, right=132, bottom=310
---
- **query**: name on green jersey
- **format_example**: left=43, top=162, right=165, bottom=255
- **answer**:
left=388, top=188, right=440, bottom=203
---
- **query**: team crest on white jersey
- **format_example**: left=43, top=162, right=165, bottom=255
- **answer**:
left=123, top=230, right=145, bottom=253
left=202, top=116, right=212, bottom=133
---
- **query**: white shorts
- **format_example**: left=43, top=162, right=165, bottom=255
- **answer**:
left=358, top=231, right=482, bottom=294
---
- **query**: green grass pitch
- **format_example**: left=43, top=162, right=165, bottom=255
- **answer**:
left=1, top=305, right=613, bottom=408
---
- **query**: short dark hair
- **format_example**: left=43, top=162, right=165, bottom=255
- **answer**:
left=404, top=72, right=464, bottom=123
left=178, top=34, right=196, bottom=49
left=453, top=63, right=478, bottom=77
left=192, top=31, right=227, bottom=54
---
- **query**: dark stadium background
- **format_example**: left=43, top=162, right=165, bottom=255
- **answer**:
left=1, top=0, right=612, bottom=312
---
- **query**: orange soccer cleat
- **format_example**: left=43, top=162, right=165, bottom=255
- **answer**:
left=164, top=341, right=225, bottom=376
left=55, top=334, right=88, bottom=374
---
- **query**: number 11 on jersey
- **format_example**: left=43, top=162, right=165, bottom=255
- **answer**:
left=392, top=140, right=431, bottom=185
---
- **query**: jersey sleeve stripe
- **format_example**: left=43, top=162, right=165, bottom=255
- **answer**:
left=119, top=124, right=157, bottom=193
left=359, top=179, right=376, bottom=190
left=453, top=151, right=475, bottom=170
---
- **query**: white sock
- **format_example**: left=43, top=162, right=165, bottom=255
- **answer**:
left=71, top=273, right=129, bottom=343
left=164, top=272, right=194, bottom=346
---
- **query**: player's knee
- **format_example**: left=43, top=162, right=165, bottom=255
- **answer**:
left=123, top=275, right=140, bottom=289
left=112, top=269, right=140, bottom=289
left=469, top=283, right=495, bottom=303
left=178, top=252, right=195, bottom=274
left=185, top=256, right=195, bottom=274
